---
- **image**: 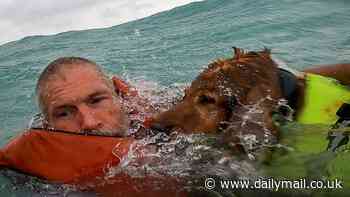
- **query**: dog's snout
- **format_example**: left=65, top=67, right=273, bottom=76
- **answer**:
left=150, top=123, right=172, bottom=134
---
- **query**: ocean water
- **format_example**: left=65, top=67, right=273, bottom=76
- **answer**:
left=0, top=0, right=349, bottom=196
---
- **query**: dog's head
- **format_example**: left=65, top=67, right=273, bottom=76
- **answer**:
left=151, top=48, right=283, bottom=147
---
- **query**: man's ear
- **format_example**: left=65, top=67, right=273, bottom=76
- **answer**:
left=111, top=76, right=138, bottom=97
left=112, top=76, right=129, bottom=96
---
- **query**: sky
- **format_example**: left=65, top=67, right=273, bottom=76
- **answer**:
left=0, top=0, right=201, bottom=45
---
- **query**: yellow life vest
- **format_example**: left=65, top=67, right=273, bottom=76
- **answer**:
left=297, top=73, right=350, bottom=124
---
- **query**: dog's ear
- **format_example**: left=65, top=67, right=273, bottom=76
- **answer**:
left=225, top=47, right=283, bottom=118
left=232, top=47, right=245, bottom=60
left=232, top=47, right=272, bottom=62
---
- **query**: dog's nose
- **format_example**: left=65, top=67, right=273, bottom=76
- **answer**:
left=150, top=123, right=172, bottom=134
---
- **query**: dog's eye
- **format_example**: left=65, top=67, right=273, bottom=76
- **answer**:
left=228, top=96, right=237, bottom=110
left=198, top=95, right=216, bottom=104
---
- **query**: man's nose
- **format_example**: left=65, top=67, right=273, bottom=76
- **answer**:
left=78, top=106, right=103, bottom=132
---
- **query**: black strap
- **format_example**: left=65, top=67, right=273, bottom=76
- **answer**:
left=278, top=68, right=299, bottom=110
left=332, top=103, right=350, bottom=129
left=327, top=103, right=350, bottom=151
left=336, top=103, right=350, bottom=121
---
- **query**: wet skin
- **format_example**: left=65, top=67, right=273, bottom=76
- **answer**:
left=42, top=65, right=129, bottom=136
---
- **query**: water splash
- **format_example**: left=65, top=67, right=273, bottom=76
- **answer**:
left=106, top=132, right=259, bottom=188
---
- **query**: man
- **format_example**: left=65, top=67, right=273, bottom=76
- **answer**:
left=0, top=56, right=187, bottom=197
left=0, top=57, right=171, bottom=191
left=36, top=57, right=130, bottom=136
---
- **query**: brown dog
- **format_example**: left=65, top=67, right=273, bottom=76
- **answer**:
left=151, top=48, right=287, bottom=151
left=150, top=47, right=350, bottom=153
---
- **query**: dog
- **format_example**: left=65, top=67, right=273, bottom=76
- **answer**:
left=150, top=47, right=350, bottom=153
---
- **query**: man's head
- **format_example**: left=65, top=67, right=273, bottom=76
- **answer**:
left=36, top=57, right=129, bottom=136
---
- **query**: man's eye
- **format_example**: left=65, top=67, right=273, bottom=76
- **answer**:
left=55, top=111, right=70, bottom=118
left=90, top=97, right=106, bottom=105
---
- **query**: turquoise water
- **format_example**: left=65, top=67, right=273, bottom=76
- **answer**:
left=0, top=0, right=349, bottom=195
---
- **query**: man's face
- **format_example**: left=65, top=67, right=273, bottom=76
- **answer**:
left=42, top=65, right=129, bottom=136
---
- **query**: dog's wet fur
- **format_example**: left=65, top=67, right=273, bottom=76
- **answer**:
left=151, top=48, right=285, bottom=152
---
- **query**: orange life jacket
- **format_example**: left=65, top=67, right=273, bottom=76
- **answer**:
left=0, top=129, right=185, bottom=196
left=0, top=129, right=132, bottom=183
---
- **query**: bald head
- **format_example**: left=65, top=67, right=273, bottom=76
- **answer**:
left=36, top=57, right=111, bottom=116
